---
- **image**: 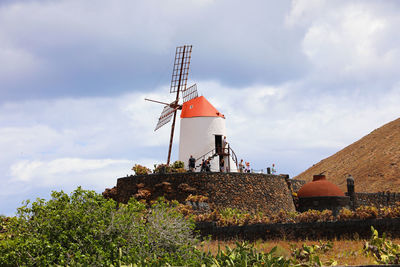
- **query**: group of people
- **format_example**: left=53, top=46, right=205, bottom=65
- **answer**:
left=190, top=156, right=228, bottom=173
left=188, top=149, right=277, bottom=174
left=238, top=159, right=251, bottom=173
left=201, top=158, right=211, bottom=172
left=188, top=136, right=230, bottom=173
left=200, top=157, right=228, bottom=172
left=237, top=160, right=277, bottom=174
left=189, top=154, right=213, bottom=172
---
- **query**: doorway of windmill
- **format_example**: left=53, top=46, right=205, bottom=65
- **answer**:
left=215, top=135, right=222, bottom=155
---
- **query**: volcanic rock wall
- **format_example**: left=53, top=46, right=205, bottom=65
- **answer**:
left=355, top=192, right=400, bottom=208
left=196, top=217, right=400, bottom=240
left=112, top=172, right=296, bottom=215
left=289, top=179, right=306, bottom=192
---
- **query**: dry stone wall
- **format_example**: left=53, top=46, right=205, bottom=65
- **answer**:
left=355, top=192, right=400, bottom=208
left=113, top=172, right=296, bottom=215
left=196, top=217, right=400, bottom=240
left=289, top=179, right=306, bottom=192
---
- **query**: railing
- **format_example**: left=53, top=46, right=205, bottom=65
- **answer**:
left=196, top=148, right=217, bottom=163
left=228, top=144, right=238, bottom=169
left=194, top=145, right=239, bottom=171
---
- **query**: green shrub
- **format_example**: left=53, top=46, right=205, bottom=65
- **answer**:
left=153, top=161, right=187, bottom=174
left=291, top=241, right=336, bottom=266
left=171, top=160, right=184, bottom=169
left=153, top=163, right=171, bottom=174
left=0, top=187, right=202, bottom=266
left=203, top=242, right=291, bottom=266
left=171, top=160, right=186, bottom=173
left=363, top=226, right=400, bottom=264
left=131, top=164, right=151, bottom=175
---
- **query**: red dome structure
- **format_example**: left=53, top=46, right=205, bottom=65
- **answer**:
left=297, top=174, right=345, bottom=197
left=296, top=174, right=349, bottom=215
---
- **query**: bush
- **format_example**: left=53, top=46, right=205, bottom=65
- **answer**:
left=355, top=206, right=378, bottom=220
left=291, top=241, right=336, bottom=266
left=153, top=161, right=187, bottom=174
left=143, top=200, right=201, bottom=264
left=153, top=163, right=171, bottom=174
left=171, top=160, right=186, bottom=173
left=131, top=164, right=151, bottom=175
left=186, top=194, right=209, bottom=203
left=296, top=209, right=333, bottom=223
left=171, top=160, right=184, bottom=169
left=203, top=242, right=292, bottom=266
left=0, top=187, right=201, bottom=266
left=363, top=226, right=400, bottom=264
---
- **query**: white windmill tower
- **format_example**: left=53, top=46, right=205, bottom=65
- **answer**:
left=145, top=45, right=238, bottom=172
left=178, top=92, right=238, bottom=172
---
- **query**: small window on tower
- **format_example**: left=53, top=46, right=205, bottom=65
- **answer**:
left=189, top=105, right=193, bottom=109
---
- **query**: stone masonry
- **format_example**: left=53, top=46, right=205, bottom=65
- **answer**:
left=109, top=172, right=296, bottom=215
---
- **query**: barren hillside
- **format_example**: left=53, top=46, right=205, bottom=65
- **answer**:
left=294, top=117, right=400, bottom=193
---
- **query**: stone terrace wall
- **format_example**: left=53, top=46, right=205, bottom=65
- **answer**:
left=355, top=192, right=400, bottom=208
left=289, top=179, right=306, bottom=192
left=196, top=217, right=400, bottom=240
left=114, top=172, right=296, bottom=215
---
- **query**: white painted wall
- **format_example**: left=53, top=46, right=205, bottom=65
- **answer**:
left=178, top=116, right=237, bottom=172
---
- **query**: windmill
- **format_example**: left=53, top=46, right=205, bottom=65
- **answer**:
left=145, top=45, right=198, bottom=165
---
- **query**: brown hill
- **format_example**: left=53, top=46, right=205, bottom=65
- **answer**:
left=294, top=117, right=400, bottom=193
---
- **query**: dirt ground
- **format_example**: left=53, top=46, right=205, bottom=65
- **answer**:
left=200, top=238, right=400, bottom=265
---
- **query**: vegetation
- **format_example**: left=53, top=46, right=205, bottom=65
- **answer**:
left=203, top=238, right=384, bottom=266
left=132, top=160, right=187, bottom=175
left=202, top=228, right=400, bottom=266
left=290, top=241, right=337, bottom=266
left=153, top=160, right=186, bottom=174
left=202, top=240, right=337, bottom=266
left=364, top=226, right=400, bottom=264
left=0, top=188, right=201, bottom=266
left=131, top=164, right=151, bottom=175
left=180, top=195, right=400, bottom=226
left=2, top=189, right=400, bottom=266
left=203, top=242, right=292, bottom=266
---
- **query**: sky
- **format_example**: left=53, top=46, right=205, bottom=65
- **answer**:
left=1, top=0, right=400, bottom=215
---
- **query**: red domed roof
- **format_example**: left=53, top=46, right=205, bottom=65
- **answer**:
left=297, top=175, right=345, bottom=198
left=181, top=96, right=225, bottom=118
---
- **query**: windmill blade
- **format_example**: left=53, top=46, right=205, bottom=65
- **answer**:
left=182, top=83, right=198, bottom=103
left=155, top=105, right=178, bottom=131
left=170, top=45, right=192, bottom=93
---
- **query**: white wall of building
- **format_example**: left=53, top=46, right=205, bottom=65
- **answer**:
left=178, top=116, right=237, bottom=172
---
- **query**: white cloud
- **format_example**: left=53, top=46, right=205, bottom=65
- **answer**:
left=0, top=44, right=43, bottom=81
left=0, top=0, right=306, bottom=101
left=302, top=6, right=387, bottom=76
left=10, top=158, right=131, bottom=187
left=286, top=1, right=400, bottom=87
left=0, top=90, right=176, bottom=159
left=285, top=0, right=326, bottom=27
